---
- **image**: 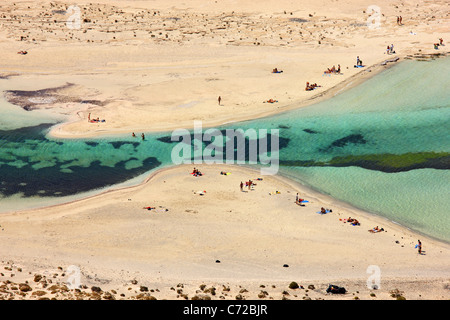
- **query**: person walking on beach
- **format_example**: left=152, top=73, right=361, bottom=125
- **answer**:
left=218, top=96, right=222, bottom=106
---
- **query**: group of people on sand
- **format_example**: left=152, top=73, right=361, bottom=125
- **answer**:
left=323, top=64, right=341, bottom=75
left=396, top=16, right=403, bottom=25
left=240, top=180, right=255, bottom=191
left=88, top=113, right=105, bottom=123
left=88, top=113, right=106, bottom=123
left=434, top=38, right=444, bottom=49
left=305, top=82, right=321, bottom=91
left=192, top=168, right=202, bottom=177
left=347, top=217, right=360, bottom=226
left=386, top=44, right=395, bottom=55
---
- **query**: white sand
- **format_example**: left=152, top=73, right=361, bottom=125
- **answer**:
left=1, top=165, right=449, bottom=300
left=0, top=0, right=449, bottom=300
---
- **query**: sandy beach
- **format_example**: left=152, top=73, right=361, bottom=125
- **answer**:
left=0, top=0, right=449, bottom=301
left=1, top=164, right=449, bottom=300
left=0, top=0, right=448, bottom=138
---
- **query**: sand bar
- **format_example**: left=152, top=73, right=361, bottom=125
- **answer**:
left=0, top=0, right=449, bottom=301
left=1, top=164, right=449, bottom=300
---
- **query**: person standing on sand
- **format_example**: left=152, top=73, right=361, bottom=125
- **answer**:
left=417, top=240, right=422, bottom=254
left=296, top=193, right=299, bottom=204
left=240, top=181, right=243, bottom=192
left=88, top=112, right=90, bottom=122
left=218, top=96, right=221, bottom=106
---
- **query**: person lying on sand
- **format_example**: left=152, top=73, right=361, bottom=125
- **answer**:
left=323, top=65, right=341, bottom=74
left=17, top=51, right=28, bottom=55
left=264, top=99, right=278, bottom=103
left=143, top=206, right=156, bottom=210
left=347, top=217, right=360, bottom=226
left=305, top=82, right=321, bottom=91
left=368, top=226, right=384, bottom=233
left=272, top=68, right=283, bottom=73
left=89, top=117, right=105, bottom=123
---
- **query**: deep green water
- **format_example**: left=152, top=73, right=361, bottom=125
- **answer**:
left=0, top=57, right=449, bottom=242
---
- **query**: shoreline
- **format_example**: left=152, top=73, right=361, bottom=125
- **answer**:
left=32, top=51, right=450, bottom=140
left=1, top=0, right=449, bottom=301
left=46, top=56, right=399, bottom=139
left=4, top=162, right=450, bottom=257
left=1, top=163, right=449, bottom=300
left=2, top=161, right=447, bottom=247
left=274, top=166, right=450, bottom=247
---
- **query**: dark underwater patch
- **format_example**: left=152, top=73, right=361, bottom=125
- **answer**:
left=280, top=152, right=450, bottom=173
left=328, top=133, right=367, bottom=149
left=109, top=141, right=140, bottom=149
left=0, top=156, right=161, bottom=197
left=85, top=141, right=99, bottom=147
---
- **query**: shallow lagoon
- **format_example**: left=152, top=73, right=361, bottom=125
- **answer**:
left=0, top=57, right=449, bottom=241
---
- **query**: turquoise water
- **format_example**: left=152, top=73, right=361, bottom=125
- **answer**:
left=0, top=57, right=449, bottom=242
